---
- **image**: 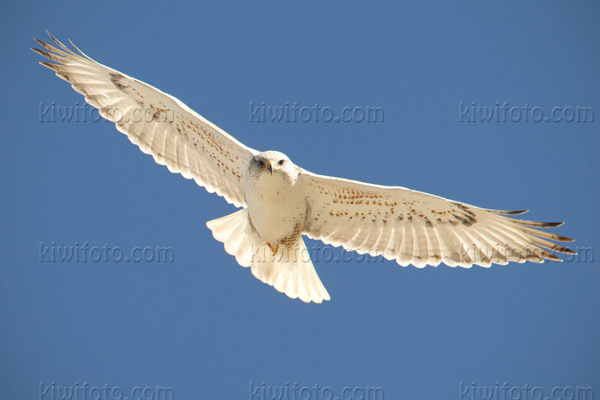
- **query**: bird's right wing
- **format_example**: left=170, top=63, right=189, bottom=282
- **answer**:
left=32, top=32, right=257, bottom=208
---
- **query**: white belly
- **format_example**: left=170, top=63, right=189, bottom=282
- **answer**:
left=244, top=172, right=306, bottom=245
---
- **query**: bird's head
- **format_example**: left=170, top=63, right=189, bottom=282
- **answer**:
left=249, top=151, right=299, bottom=183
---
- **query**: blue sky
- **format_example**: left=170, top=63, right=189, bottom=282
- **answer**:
left=1, top=1, right=599, bottom=399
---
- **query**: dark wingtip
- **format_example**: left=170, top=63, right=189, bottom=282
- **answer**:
left=38, top=61, right=60, bottom=71
left=559, top=236, right=575, bottom=243
left=505, top=209, right=529, bottom=215
left=489, top=209, right=529, bottom=215
left=552, top=245, right=577, bottom=255
left=30, top=47, right=48, bottom=57
left=514, top=219, right=566, bottom=228
left=547, top=253, right=563, bottom=262
left=45, top=29, right=57, bottom=41
left=540, top=222, right=565, bottom=228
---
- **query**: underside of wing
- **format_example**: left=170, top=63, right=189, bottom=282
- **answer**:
left=32, top=32, right=256, bottom=207
left=300, top=171, right=575, bottom=268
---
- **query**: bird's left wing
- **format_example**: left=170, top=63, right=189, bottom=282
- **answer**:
left=32, top=32, right=257, bottom=207
left=300, top=171, right=575, bottom=268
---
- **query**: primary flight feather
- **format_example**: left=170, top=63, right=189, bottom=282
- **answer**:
left=32, top=32, right=575, bottom=303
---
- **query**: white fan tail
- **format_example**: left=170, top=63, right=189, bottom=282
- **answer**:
left=207, top=210, right=330, bottom=304
left=250, top=238, right=330, bottom=304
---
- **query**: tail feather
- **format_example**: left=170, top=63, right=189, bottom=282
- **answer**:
left=207, top=210, right=330, bottom=303
left=251, top=240, right=330, bottom=303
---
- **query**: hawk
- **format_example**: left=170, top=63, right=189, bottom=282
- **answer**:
left=32, top=32, right=575, bottom=303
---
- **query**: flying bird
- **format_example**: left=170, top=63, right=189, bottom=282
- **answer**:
left=32, top=32, right=575, bottom=303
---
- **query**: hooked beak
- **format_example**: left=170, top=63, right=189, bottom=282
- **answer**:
left=266, top=161, right=273, bottom=175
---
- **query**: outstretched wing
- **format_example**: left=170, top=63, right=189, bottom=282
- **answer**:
left=300, top=171, right=575, bottom=268
left=32, top=32, right=256, bottom=207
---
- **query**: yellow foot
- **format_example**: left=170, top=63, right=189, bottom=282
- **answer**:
left=267, top=243, right=279, bottom=256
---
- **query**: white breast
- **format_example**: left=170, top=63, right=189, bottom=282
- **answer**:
left=244, top=171, right=306, bottom=245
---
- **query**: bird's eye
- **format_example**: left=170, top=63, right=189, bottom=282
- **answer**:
left=257, top=160, right=265, bottom=167
left=278, top=159, right=285, bottom=166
